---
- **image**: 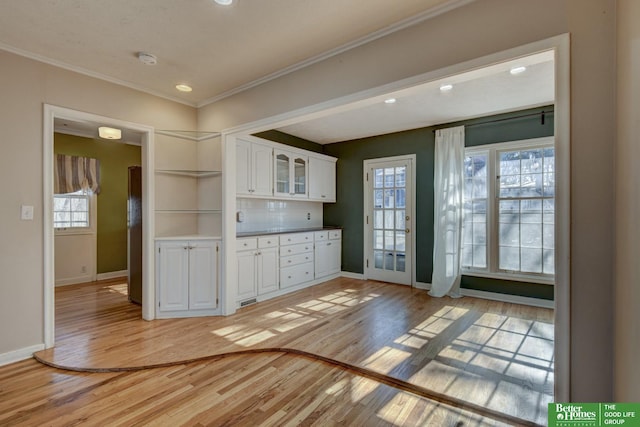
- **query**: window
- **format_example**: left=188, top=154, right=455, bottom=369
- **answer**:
left=53, top=190, right=91, bottom=229
left=462, top=137, right=555, bottom=282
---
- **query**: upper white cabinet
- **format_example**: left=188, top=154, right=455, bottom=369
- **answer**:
left=308, top=156, right=336, bottom=202
left=236, top=137, right=273, bottom=197
left=235, top=135, right=336, bottom=202
left=274, top=150, right=308, bottom=199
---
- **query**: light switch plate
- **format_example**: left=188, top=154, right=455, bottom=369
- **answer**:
left=21, top=205, right=34, bottom=220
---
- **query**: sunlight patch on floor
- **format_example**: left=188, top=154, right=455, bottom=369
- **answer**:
left=361, top=346, right=412, bottom=374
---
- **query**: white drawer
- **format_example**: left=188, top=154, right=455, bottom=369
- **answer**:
left=280, top=262, right=314, bottom=288
left=329, top=230, right=342, bottom=240
left=281, top=252, right=313, bottom=267
left=237, top=238, right=257, bottom=251
left=280, top=232, right=314, bottom=246
left=258, top=236, right=278, bottom=248
left=314, top=231, right=328, bottom=241
left=280, top=242, right=313, bottom=256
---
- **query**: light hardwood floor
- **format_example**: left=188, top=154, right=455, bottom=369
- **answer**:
left=2, top=277, right=554, bottom=426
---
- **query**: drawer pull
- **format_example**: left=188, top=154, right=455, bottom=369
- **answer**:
left=288, top=260, right=292, bottom=264
left=327, top=242, right=331, bottom=246
left=288, top=275, right=292, bottom=279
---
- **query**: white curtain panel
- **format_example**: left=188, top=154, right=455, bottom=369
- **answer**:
left=430, top=126, right=465, bottom=298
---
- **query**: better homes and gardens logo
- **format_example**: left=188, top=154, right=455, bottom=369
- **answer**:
left=551, top=403, right=597, bottom=426
left=549, top=403, right=640, bottom=427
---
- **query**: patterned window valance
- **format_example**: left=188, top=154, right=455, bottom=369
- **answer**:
left=54, top=154, right=101, bottom=195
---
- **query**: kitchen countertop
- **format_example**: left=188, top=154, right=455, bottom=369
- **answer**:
left=236, top=226, right=341, bottom=238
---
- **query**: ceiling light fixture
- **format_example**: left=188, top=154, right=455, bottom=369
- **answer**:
left=214, top=0, right=233, bottom=5
left=98, top=126, right=122, bottom=140
left=439, top=84, right=453, bottom=92
left=384, top=98, right=397, bottom=104
left=137, top=52, right=157, bottom=66
left=510, top=66, right=527, bottom=75
left=176, top=84, right=193, bottom=92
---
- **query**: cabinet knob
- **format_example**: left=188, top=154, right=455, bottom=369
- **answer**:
left=288, top=260, right=291, bottom=263
left=288, top=276, right=292, bottom=279
left=321, top=195, right=326, bottom=198
left=327, top=242, right=331, bottom=246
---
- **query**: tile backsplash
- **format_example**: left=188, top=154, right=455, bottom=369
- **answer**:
left=236, top=198, right=323, bottom=233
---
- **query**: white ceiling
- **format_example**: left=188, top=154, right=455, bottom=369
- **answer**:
left=3, top=0, right=554, bottom=144
left=277, top=51, right=555, bottom=144
left=0, top=0, right=462, bottom=106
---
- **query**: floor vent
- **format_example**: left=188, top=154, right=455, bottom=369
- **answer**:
left=240, top=298, right=257, bottom=307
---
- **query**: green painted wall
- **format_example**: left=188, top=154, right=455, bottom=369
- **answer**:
left=54, top=133, right=141, bottom=274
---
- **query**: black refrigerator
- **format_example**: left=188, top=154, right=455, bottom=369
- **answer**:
left=128, top=166, right=143, bottom=304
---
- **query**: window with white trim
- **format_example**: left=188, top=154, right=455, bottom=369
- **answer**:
left=462, top=137, right=555, bottom=282
left=53, top=190, right=91, bottom=229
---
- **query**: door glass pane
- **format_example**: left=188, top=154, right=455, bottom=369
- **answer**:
left=384, top=231, right=394, bottom=250
left=395, top=210, right=405, bottom=230
left=395, top=167, right=406, bottom=187
left=374, top=210, right=383, bottom=229
left=374, top=251, right=383, bottom=268
left=384, top=190, right=394, bottom=208
left=396, top=253, right=406, bottom=272
left=374, top=168, right=384, bottom=188
left=384, top=210, right=394, bottom=230
left=384, top=252, right=394, bottom=270
left=384, top=168, right=394, bottom=187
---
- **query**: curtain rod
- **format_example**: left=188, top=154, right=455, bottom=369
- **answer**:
left=433, top=110, right=554, bottom=133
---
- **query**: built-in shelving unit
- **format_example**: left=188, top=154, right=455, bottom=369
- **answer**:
left=154, top=130, right=223, bottom=239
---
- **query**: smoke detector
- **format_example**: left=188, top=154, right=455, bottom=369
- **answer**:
left=137, top=52, right=157, bottom=65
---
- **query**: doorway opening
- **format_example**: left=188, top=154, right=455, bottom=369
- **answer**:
left=222, top=35, right=569, bottom=402
left=43, top=105, right=156, bottom=348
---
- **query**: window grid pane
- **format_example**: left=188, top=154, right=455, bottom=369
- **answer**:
left=54, top=191, right=90, bottom=228
left=497, top=147, right=554, bottom=276
left=461, top=154, right=488, bottom=269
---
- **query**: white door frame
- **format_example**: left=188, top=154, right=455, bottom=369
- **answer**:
left=43, top=105, right=156, bottom=348
left=363, top=155, right=416, bottom=286
left=220, top=34, right=569, bottom=402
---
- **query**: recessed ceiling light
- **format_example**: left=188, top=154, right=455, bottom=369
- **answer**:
left=176, top=84, right=193, bottom=92
left=384, top=98, right=397, bottom=104
left=98, top=126, right=122, bottom=140
left=510, top=66, right=527, bottom=75
left=214, top=0, right=233, bottom=5
left=439, top=84, right=453, bottom=92
left=137, top=52, right=157, bottom=66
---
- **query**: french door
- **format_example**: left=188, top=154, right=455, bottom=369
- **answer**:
left=364, top=156, right=414, bottom=285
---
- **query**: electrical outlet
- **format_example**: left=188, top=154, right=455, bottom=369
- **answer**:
left=81, top=266, right=87, bottom=273
left=307, top=212, right=311, bottom=220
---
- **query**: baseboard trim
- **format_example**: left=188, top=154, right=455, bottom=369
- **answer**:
left=0, top=343, right=45, bottom=367
left=413, top=281, right=554, bottom=308
left=55, top=274, right=95, bottom=287
left=97, top=270, right=128, bottom=281
left=340, top=271, right=364, bottom=280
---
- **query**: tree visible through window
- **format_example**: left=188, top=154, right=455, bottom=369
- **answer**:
left=54, top=190, right=90, bottom=229
left=462, top=138, right=555, bottom=281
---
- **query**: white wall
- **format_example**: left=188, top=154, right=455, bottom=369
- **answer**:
left=0, top=49, right=197, bottom=361
left=54, top=233, right=96, bottom=286
left=615, top=0, right=640, bottom=401
left=200, top=0, right=616, bottom=401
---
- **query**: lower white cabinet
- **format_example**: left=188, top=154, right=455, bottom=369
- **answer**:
left=314, top=230, right=341, bottom=278
left=156, top=239, right=219, bottom=317
left=236, top=237, right=280, bottom=304
left=236, top=230, right=342, bottom=307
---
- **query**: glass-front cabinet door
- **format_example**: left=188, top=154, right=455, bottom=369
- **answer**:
left=275, top=152, right=290, bottom=196
left=274, top=150, right=308, bottom=198
left=293, top=156, right=307, bottom=197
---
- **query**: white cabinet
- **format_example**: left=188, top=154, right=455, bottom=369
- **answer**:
left=156, top=239, right=219, bottom=317
left=280, top=232, right=314, bottom=288
left=236, top=138, right=273, bottom=197
left=274, top=150, right=308, bottom=199
left=314, top=230, right=342, bottom=278
left=309, top=156, right=337, bottom=202
left=236, top=236, right=280, bottom=304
